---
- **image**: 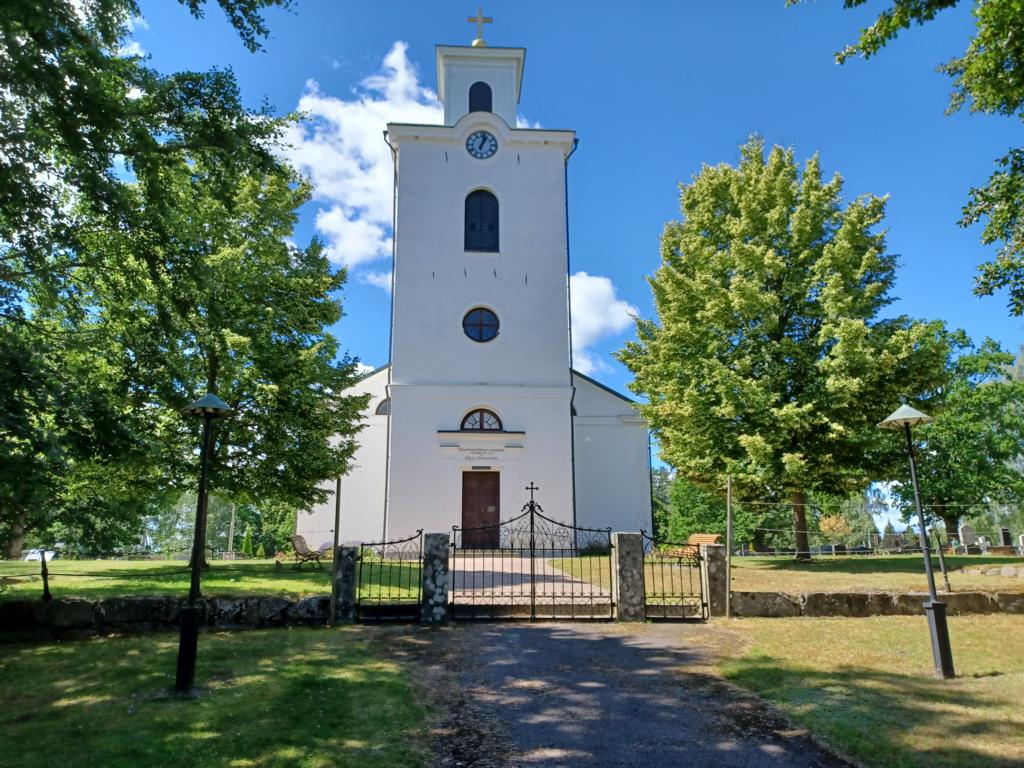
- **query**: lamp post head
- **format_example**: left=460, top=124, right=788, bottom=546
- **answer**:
left=878, top=404, right=932, bottom=431
left=182, top=392, right=233, bottom=419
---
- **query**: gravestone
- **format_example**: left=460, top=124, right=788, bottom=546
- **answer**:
left=1019, top=533, right=1024, bottom=549
left=958, top=524, right=977, bottom=546
left=999, top=527, right=1012, bottom=546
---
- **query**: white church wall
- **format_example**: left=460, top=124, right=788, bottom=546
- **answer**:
left=388, top=116, right=575, bottom=388
left=386, top=382, right=574, bottom=539
left=295, top=367, right=389, bottom=547
left=572, top=372, right=653, bottom=534
left=441, top=60, right=519, bottom=127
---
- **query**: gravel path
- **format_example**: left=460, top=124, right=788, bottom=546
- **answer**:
left=434, top=622, right=855, bottom=768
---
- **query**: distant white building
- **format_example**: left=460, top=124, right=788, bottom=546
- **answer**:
left=297, top=30, right=651, bottom=547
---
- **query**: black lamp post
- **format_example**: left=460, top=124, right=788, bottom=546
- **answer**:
left=878, top=404, right=955, bottom=679
left=175, top=392, right=232, bottom=693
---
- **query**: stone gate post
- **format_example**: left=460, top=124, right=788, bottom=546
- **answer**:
left=420, top=533, right=450, bottom=625
left=611, top=532, right=645, bottom=622
left=700, top=543, right=727, bottom=618
left=332, top=544, right=359, bottom=624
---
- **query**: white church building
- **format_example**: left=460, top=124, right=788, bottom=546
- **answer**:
left=297, top=23, right=652, bottom=546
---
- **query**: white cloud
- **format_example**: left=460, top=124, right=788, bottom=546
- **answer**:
left=570, top=272, right=637, bottom=375
left=118, top=39, right=145, bottom=58
left=360, top=270, right=393, bottom=293
left=354, top=362, right=375, bottom=375
left=286, top=42, right=540, bottom=288
left=127, top=15, right=149, bottom=32
left=284, top=42, right=442, bottom=275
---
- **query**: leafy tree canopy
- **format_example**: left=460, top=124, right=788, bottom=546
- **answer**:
left=0, top=0, right=291, bottom=316
left=789, top=0, right=1024, bottom=313
left=618, top=137, right=959, bottom=556
left=895, top=339, right=1024, bottom=534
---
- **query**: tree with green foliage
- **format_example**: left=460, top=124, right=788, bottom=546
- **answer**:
left=73, top=155, right=369, bottom=525
left=0, top=319, right=158, bottom=556
left=240, top=526, right=254, bottom=557
left=882, top=520, right=897, bottom=548
left=894, top=338, right=1024, bottom=536
left=655, top=475, right=760, bottom=547
left=791, top=0, right=1024, bottom=313
left=618, top=137, right=958, bottom=558
left=255, top=542, right=266, bottom=559
left=0, top=0, right=291, bottom=315
left=1, top=0, right=296, bottom=555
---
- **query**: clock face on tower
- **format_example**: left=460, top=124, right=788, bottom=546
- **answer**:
left=466, top=130, right=498, bottom=159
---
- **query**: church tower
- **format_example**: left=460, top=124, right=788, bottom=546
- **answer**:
left=383, top=19, right=578, bottom=538
left=295, top=15, right=653, bottom=548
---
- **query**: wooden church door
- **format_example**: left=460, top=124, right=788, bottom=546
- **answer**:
left=462, top=472, right=500, bottom=548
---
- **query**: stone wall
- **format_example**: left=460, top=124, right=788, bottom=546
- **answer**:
left=0, top=595, right=331, bottom=641
left=729, top=590, right=1024, bottom=618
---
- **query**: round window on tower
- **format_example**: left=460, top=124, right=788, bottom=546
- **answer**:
left=462, top=307, right=499, bottom=343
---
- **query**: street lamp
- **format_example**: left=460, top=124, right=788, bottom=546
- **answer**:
left=878, top=404, right=955, bottom=679
left=175, top=392, right=232, bottom=693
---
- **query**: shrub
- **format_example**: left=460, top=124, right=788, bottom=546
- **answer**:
left=255, top=542, right=266, bottom=558
left=240, top=527, right=254, bottom=557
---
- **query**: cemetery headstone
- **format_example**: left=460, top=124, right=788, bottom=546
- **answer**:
left=958, top=524, right=977, bottom=546
left=999, top=527, right=1012, bottom=546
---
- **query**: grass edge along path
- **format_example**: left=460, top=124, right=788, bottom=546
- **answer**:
left=0, top=626, right=431, bottom=768
left=720, top=615, right=1024, bottom=768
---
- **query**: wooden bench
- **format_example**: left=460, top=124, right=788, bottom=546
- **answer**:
left=281, top=535, right=331, bottom=570
left=662, top=533, right=722, bottom=560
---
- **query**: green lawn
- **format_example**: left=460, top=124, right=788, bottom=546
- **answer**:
left=729, top=554, right=1024, bottom=593
left=0, top=559, right=423, bottom=602
left=721, top=615, right=1024, bottom=768
left=0, top=559, right=332, bottom=601
left=552, top=553, right=1024, bottom=594
left=0, top=627, right=430, bottom=768
left=3, top=554, right=1021, bottom=603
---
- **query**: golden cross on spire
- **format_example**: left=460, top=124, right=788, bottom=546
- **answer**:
left=467, top=6, right=493, bottom=47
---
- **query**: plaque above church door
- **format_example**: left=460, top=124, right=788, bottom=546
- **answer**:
left=462, top=471, right=500, bottom=548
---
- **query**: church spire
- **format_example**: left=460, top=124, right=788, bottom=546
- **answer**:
left=467, top=6, right=493, bottom=47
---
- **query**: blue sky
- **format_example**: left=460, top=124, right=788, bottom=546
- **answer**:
left=134, top=0, right=1022, bottom=402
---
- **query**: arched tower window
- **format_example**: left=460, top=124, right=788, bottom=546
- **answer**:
left=468, top=81, right=492, bottom=113
left=465, top=190, right=498, bottom=252
left=461, top=408, right=502, bottom=431
left=375, top=398, right=390, bottom=415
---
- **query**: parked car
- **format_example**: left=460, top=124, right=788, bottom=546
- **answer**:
left=22, top=549, right=57, bottom=562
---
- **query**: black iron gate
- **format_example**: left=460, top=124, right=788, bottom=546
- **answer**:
left=449, top=484, right=613, bottom=620
left=356, top=530, right=423, bottom=621
left=641, top=530, right=707, bottom=620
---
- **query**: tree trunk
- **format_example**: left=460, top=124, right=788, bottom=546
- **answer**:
left=5, top=509, right=29, bottom=559
left=791, top=489, right=811, bottom=560
left=937, top=504, right=958, bottom=543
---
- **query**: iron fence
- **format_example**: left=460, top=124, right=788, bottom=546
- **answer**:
left=641, top=530, right=706, bottom=620
left=355, top=530, right=423, bottom=621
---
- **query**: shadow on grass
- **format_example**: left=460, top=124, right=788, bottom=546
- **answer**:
left=723, top=656, right=1022, bottom=768
left=0, top=627, right=427, bottom=768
